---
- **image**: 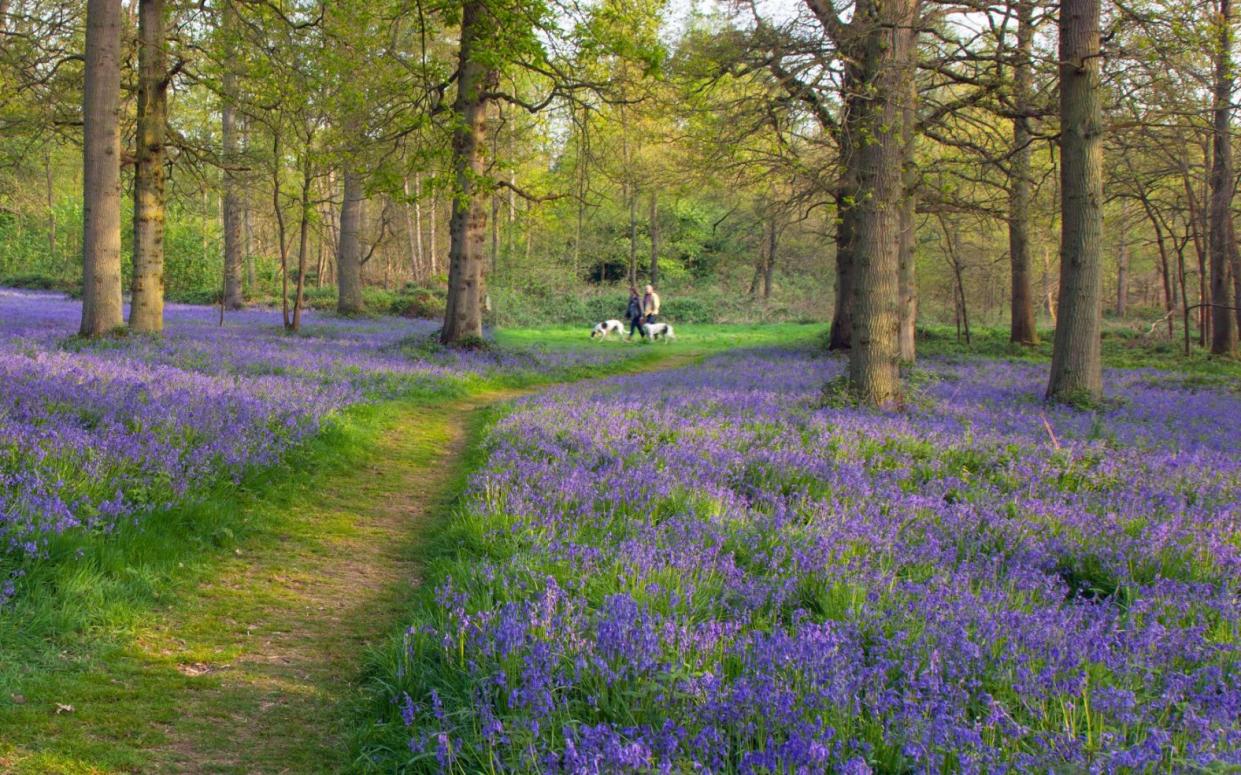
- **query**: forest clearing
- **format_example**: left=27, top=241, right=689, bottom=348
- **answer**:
left=1, top=0, right=1241, bottom=771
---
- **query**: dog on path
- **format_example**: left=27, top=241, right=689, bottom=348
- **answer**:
left=642, top=322, right=676, bottom=341
left=590, top=319, right=626, bottom=339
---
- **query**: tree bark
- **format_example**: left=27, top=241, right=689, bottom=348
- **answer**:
left=627, top=185, right=638, bottom=285
left=1047, top=0, right=1104, bottom=402
left=1210, top=0, right=1239, bottom=353
left=847, top=0, right=917, bottom=407
left=272, top=134, right=290, bottom=329
left=1009, top=0, right=1039, bottom=345
left=221, top=6, right=244, bottom=310
left=1116, top=203, right=1129, bottom=316
left=649, top=190, right=659, bottom=287
left=405, top=174, right=423, bottom=281
left=1139, top=194, right=1175, bottom=336
left=429, top=192, right=438, bottom=276
left=337, top=168, right=365, bottom=314
left=291, top=153, right=312, bottom=331
left=828, top=188, right=856, bottom=350
left=1233, top=238, right=1241, bottom=334
left=80, top=0, right=124, bottom=337
left=1041, top=244, right=1057, bottom=325
left=898, top=56, right=918, bottom=362
left=45, top=148, right=55, bottom=261
left=128, top=0, right=166, bottom=333
left=749, top=225, right=766, bottom=297
left=764, top=214, right=776, bottom=299
left=441, top=0, right=495, bottom=345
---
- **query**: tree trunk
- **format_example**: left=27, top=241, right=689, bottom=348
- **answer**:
left=1183, top=169, right=1210, bottom=344
left=649, top=190, right=659, bottom=287
left=847, top=0, right=917, bottom=407
left=45, top=148, right=56, bottom=261
left=1009, top=0, right=1039, bottom=345
left=1233, top=238, right=1241, bottom=334
left=220, top=6, right=243, bottom=310
left=1116, top=203, right=1129, bottom=316
left=337, top=168, right=365, bottom=314
left=898, top=57, right=918, bottom=362
left=491, top=190, right=500, bottom=277
left=441, top=0, right=495, bottom=345
left=429, top=192, right=438, bottom=276
left=244, top=202, right=256, bottom=290
left=412, top=177, right=426, bottom=279
left=291, top=155, right=312, bottom=332
left=627, top=185, right=638, bottom=285
left=1177, top=232, right=1191, bottom=344
left=1210, top=0, right=1239, bottom=353
left=828, top=189, right=856, bottom=350
left=764, top=215, right=776, bottom=299
left=574, top=111, right=588, bottom=280
left=1041, top=244, right=1057, bottom=325
left=273, top=135, right=290, bottom=329
left=938, top=212, right=971, bottom=344
left=1047, top=0, right=1104, bottom=402
left=1140, top=196, right=1175, bottom=336
left=749, top=227, right=765, bottom=298
left=80, top=0, right=124, bottom=337
left=128, top=0, right=166, bottom=333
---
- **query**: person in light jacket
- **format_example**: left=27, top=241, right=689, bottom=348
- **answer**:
left=642, top=284, right=661, bottom=326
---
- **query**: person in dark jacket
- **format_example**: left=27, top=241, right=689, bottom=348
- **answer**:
left=625, top=286, right=644, bottom=339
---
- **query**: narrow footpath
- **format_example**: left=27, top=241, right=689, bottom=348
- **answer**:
left=142, top=394, right=502, bottom=773
left=1, top=352, right=704, bottom=774
left=0, top=391, right=511, bottom=774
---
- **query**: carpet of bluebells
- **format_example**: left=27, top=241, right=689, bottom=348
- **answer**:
left=0, top=289, right=628, bottom=582
left=384, top=349, right=1240, bottom=772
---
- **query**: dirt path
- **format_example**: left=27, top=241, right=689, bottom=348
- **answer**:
left=137, top=392, right=515, bottom=774
left=0, top=354, right=705, bottom=775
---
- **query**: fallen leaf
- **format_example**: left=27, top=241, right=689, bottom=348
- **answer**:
left=9, top=694, right=25, bottom=705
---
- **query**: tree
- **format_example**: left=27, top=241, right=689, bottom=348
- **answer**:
left=1209, top=0, right=1239, bottom=354
left=1008, top=0, right=1039, bottom=345
left=848, top=0, right=919, bottom=406
left=129, top=0, right=168, bottom=333
left=337, top=168, right=365, bottom=314
left=80, top=0, right=123, bottom=337
left=441, top=0, right=496, bottom=344
left=221, top=3, right=245, bottom=310
left=1046, top=0, right=1104, bottom=402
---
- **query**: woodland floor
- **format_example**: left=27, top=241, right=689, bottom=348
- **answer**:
left=1, top=393, right=493, bottom=773
left=0, top=349, right=706, bottom=774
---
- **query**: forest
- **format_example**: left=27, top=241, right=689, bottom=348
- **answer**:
left=0, top=0, right=1238, bottom=772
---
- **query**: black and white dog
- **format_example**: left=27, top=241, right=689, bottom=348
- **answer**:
left=590, top=319, right=626, bottom=339
left=642, top=321, right=676, bottom=340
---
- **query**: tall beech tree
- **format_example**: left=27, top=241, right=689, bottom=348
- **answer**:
left=438, top=0, right=663, bottom=345
left=1209, top=0, right=1238, bottom=354
left=441, top=0, right=497, bottom=344
left=1047, top=0, right=1104, bottom=402
left=80, top=0, right=124, bottom=337
left=337, top=168, right=366, bottom=314
left=129, top=0, right=168, bottom=333
left=221, top=3, right=244, bottom=310
left=847, top=0, right=919, bottom=406
left=1008, top=0, right=1039, bottom=345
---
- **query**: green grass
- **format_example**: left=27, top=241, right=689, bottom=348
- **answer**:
left=493, top=321, right=822, bottom=351
left=916, top=323, right=1241, bottom=381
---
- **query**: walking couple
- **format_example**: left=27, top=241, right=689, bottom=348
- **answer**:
left=625, top=284, right=661, bottom=339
